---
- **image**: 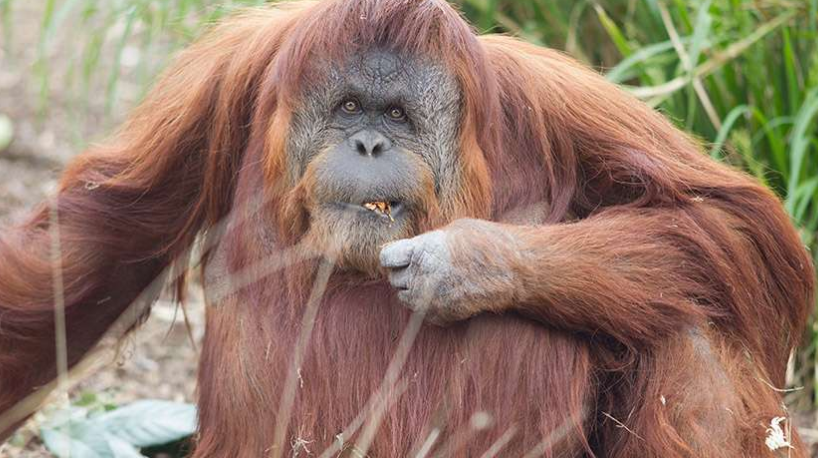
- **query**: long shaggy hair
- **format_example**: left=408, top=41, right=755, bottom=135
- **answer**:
left=0, top=1, right=813, bottom=457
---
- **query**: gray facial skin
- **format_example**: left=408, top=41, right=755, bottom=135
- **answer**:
left=287, top=49, right=462, bottom=185
left=285, top=49, right=464, bottom=273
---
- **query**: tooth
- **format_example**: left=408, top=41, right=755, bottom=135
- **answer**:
left=363, top=201, right=394, bottom=222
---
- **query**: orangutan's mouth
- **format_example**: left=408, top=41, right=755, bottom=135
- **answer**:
left=329, top=200, right=406, bottom=222
left=363, top=201, right=395, bottom=221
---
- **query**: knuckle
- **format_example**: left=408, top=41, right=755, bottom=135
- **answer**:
left=397, top=290, right=411, bottom=304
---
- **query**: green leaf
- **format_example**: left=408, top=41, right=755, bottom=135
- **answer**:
left=0, top=114, right=12, bottom=151
left=594, top=4, right=632, bottom=57
left=74, top=391, right=98, bottom=407
left=606, top=38, right=684, bottom=83
left=41, top=400, right=197, bottom=458
left=630, top=11, right=796, bottom=101
left=41, top=427, right=104, bottom=458
left=41, top=408, right=112, bottom=458
left=710, top=104, right=751, bottom=159
left=94, top=400, right=197, bottom=448
left=782, top=27, right=801, bottom=112
left=785, top=87, right=818, bottom=215
left=687, top=0, right=712, bottom=67
left=793, top=177, right=818, bottom=222
left=105, top=437, right=145, bottom=458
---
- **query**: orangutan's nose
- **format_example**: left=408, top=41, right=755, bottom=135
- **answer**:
left=350, top=130, right=391, bottom=157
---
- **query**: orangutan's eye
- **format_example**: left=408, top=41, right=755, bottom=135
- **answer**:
left=340, top=99, right=362, bottom=114
left=385, top=106, right=407, bottom=122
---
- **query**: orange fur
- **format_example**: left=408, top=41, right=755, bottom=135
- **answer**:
left=0, top=1, right=813, bottom=457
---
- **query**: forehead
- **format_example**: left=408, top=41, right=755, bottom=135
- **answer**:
left=357, top=50, right=404, bottom=83
left=326, top=48, right=460, bottom=105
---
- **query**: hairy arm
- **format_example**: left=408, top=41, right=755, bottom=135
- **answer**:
left=508, top=206, right=730, bottom=346
left=0, top=8, right=294, bottom=437
left=381, top=191, right=812, bottom=355
left=0, top=173, right=171, bottom=434
left=380, top=210, right=708, bottom=347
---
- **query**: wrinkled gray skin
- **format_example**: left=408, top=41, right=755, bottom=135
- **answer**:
left=287, top=49, right=462, bottom=193
left=286, top=49, right=517, bottom=323
left=380, top=219, right=522, bottom=325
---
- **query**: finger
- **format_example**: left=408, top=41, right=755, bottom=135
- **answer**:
left=413, top=272, right=439, bottom=305
left=388, top=267, right=411, bottom=290
left=397, top=289, right=414, bottom=308
left=380, top=239, right=414, bottom=268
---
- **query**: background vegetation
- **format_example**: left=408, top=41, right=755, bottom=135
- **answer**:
left=0, top=0, right=816, bottom=453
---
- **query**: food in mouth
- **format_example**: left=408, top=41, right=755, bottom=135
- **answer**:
left=363, top=201, right=394, bottom=222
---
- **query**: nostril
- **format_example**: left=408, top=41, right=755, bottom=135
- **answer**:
left=355, top=139, right=385, bottom=157
left=350, top=131, right=390, bottom=157
left=355, top=139, right=368, bottom=156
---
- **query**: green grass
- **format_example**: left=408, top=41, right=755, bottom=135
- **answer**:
left=1, top=0, right=816, bottom=406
